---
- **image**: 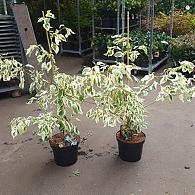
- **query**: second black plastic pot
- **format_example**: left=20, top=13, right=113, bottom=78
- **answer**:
left=116, top=131, right=146, bottom=162
left=49, top=135, right=80, bottom=167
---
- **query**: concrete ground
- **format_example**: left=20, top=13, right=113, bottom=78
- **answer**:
left=0, top=55, right=195, bottom=195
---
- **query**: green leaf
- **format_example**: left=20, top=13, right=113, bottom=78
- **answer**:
left=72, top=170, right=80, bottom=177
left=51, top=43, right=59, bottom=54
left=114, top=51, right=123, bottom=58
left=25, top=64, right=34, bottom=69
left=138, top=45, right=147, bottom=55
left=65, top=27, right=75, bottom=38
left=45, top=10, right=55, bottom=19
left=37, top=17, right=44, bottom=23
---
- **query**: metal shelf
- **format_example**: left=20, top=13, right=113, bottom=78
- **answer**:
left=0, top=44, right=20, bottom=48
left=93, top=56, right=116, bottom=64
left=146, top=0, right=175, bottom=73
left=58, top=0, right=92, bottom=56
left=0, top=32, right=18, bottom=36
left=0, top=36, right=18, bottom=41
left=62, top=47, right=92, bottom=55
left=0, top=15, right=14, bottom=19
left=140, top=55, right=169, bottom=72
left=0, top=12, right=23, bottom=94
left=95, top=27, right=119, bottom=30
left=91, top=0, right=175, bottom=73
left=0, top=40, right=19, bottom=44
left=92, top=0, right=126, bottom=64
left=0, top=20, right=15, bottom=24
left=0, top=85, right=20, bottom=93
left=95, top=23, right=138, bottom=31
left=0, top=24, right=16, bottom=28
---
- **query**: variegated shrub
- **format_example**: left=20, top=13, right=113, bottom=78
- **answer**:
left=82, top=58, right=195, bottom=140
left=1, top=11, right=91, bottom=146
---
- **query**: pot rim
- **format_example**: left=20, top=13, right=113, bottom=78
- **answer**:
left=116, top=130, right=146, bottom=144
left=49, top=133, right=80, bottom=148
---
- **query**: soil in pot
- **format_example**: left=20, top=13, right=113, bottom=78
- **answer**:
left=116, top=131, right=146, bottom=162
left=49, top=133, right=80, bottom=167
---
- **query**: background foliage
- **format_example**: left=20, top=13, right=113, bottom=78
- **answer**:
left=154, top=11, right=195, bottom=36
left=155, top=0, right=195, bottom=14
left=171, top=33, right=195, bottom=63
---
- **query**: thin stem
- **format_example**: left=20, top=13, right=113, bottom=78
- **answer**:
left=127, top=11, right=130, bottom=66
left=42, top=12, right=52, bottom=53
left=42, top=11, right=55, bottom=83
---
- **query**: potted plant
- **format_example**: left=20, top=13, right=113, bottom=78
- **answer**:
left=82, top=35, right=195, bottom=161
left=0, top=11, right=91, bottom=167
left=84, top=64, right=147, bottom=161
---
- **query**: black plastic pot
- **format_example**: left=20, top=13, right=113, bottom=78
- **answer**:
left=135, top=54, right=149, bottom=67
left=100, top=10, right=118, bottom=28
left=101, top=17, right=113, bottom=28
left=116, top=131, right=146, bottom=162
left=50, top=137, right=80, bottom=167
